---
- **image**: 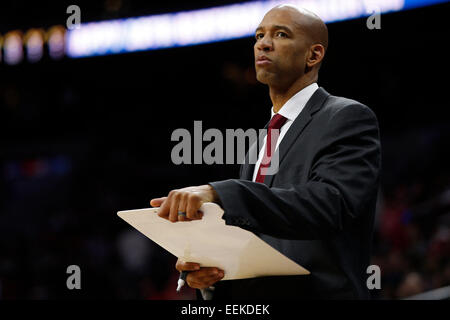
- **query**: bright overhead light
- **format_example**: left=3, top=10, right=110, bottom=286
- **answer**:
left=47, top=26, right=66, bottom=60
left=4, top=31, right=24, bottom=65
left=0, top=0, right=448, bottom=63
left=25, top=29, right=45, bottom=63
left=64, top=0, right=413, bottom=58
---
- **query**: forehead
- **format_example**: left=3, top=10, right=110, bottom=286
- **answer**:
left=257, top=8, right=301, bottom=30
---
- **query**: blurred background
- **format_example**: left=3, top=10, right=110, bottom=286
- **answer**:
left=0, top=0, right=449, bottom=299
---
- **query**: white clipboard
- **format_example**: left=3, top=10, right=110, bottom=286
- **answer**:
left=117, top=202, right=309, bottom=280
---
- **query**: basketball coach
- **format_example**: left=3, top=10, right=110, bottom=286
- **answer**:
left=150, top=4, right=381, bottom=299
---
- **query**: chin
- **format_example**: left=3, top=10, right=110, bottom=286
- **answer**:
left=256, top=71, right=271, bottom=85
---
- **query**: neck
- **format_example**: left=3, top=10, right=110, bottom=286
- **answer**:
left=269, top=77, right=316, bottom=113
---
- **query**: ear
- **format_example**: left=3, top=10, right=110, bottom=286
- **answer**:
left=306, top=44, right=325, bottom=68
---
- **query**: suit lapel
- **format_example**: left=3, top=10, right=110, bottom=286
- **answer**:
left=241, top=160, right=254, bottom=180
left=263, top=87, right=330, bottom=186
left=239, top=87, right=330, bottom=183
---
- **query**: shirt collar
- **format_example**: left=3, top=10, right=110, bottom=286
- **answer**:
left=270, top=82, right=319, bottom=121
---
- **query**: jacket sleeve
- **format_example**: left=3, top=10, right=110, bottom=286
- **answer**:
left=209, top=103, right=381, bottom=240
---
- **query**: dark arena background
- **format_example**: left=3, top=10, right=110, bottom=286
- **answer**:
left=0, top=0, right=449, bottom=300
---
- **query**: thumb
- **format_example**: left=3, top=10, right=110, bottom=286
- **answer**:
left=150, top=197, right=167, bottom=207
left=176, top=260, right=201, bottom=272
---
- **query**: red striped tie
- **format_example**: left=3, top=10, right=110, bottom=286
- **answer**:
left=255, top=113, right=288, bottom=183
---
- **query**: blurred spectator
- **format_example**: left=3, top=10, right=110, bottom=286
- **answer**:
left=396, top=272, right=426, bottom=298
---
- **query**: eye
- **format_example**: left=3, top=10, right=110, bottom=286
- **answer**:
left=276, top=31, right=288, bottom=38
left=255, top=33, right=264, bottom=40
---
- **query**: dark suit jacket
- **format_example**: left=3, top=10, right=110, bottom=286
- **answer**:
left=207, top=87, right=381, bottom=299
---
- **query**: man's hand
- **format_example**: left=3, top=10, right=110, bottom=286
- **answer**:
left=150, top=184, right=219, bottom=222
left=175, top=259, right=224, bottom=289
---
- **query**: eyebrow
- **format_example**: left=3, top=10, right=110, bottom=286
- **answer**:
left=255, top=25, right=293, bottom=34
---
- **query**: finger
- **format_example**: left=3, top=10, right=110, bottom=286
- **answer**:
left=196, top=268, right=224, bottom=281
left=178, top=193, right=188, bottom=222
left=157, top=195, right=172, bottom=219
left=188, top=268, right=223, bottom=283
left=175, top=260, right=200, bottom=272
left=150, top=197, right=167, bottom=207
left=186, top=195, right=203, bottom=220
left=187, top=269, right=224, bottom=289
left=169, top=192, right=181, bottom=222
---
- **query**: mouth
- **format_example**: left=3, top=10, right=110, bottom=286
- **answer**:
left=256, top=56, right=272, bottom=66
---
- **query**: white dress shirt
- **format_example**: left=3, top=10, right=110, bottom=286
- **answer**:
left=252, top=82, right=319, bottom=182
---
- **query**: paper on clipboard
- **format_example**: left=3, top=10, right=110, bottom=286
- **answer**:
left=117, top=202, right=309, bottom=280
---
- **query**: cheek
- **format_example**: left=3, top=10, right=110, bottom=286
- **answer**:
left=293, top=48, right=308, bottom=69
left=279, top=50, right=304, bottom=71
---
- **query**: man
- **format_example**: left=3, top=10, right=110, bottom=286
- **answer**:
left=150, top=5, right=381, bottom=299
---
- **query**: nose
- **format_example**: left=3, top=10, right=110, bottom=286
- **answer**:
left=256, top=35, right=273, bottom=52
